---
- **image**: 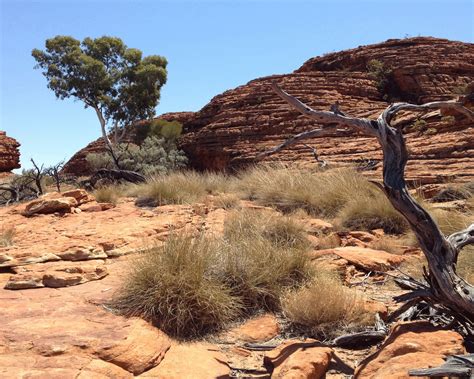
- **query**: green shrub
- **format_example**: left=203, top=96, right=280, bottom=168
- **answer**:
left=86, top=136, right=187, bottom=176
left=135, top=119, right=183, bottom=143
left=366, top=59, right=392, bottom=97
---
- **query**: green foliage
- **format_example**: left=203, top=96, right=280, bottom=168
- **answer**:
left=366, top=59, right=392, bottom=98
left=32, top=35, right=167, bottom=134
left=407, top=118, right=427, bottom=133
left=135, top=119, right=183, bottom=144
left=86, top=136, right=187, bottom=176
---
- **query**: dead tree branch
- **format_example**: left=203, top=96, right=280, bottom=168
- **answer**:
left=264, top=81, right=474, bottom=324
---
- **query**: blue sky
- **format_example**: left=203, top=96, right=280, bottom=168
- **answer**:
left=1, top=0, right=473, bottom=170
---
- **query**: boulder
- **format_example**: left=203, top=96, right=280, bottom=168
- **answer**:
left=354, top=321, right=466, bottom=378
left=61, top=189, right=94, bottom=205
left=226, top=314, right=280, bottom=343
left=22, top=196, right=78, bottom=216
left=0, top=131, right=20, bottom=172
left=264, top=339, right=333, bottom=379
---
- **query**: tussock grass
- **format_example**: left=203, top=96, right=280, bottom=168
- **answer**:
left=113, top=210, right=313, bottom=339
left=238, top=165, right=371, bottom=216
left=0, top=226, right=15, bottom=247
left=224, top=209, right=310, bottom=250
left=112, top=235, right=242, bottom=339
left=213, top=193, right=240, bottom=209
left=93, top=186, right=120, bottom=204
left=338, top=195, right=408, bottom=234
left=128, top=171, right=231, bottom=206
left=236, top=165, right=408, bottom=235
left=282, top=270, right=371, bottom=337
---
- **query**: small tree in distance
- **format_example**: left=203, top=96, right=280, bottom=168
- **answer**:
left=32, top=36, right=168, bottom=168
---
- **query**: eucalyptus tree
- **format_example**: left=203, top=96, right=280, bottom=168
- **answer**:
left=32, top=36, right=167, bottom=168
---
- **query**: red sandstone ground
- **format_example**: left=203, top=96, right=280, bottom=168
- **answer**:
left=0, top=190, right=469, bottom=378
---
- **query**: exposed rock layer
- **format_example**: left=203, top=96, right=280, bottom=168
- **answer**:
left=0, top=131, right=20, bottom=172
left=64, top=37, right=474, bottom=183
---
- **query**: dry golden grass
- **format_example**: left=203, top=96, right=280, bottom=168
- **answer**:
left=223, top=209, right=310, bottom=250
left=282, top=270, right=371, bottom=337
left=114, top=210, right=313, bottom=339
left=213, top=193, right=240, bottom=209
left=0, top=226, right=15, bottom=247
left=338, top=194, right=408, bottom=234
left=237, top=165, right=372, bottom=216
left=112, top=234, right=242, bottom=339
left=93, top=186, right=120, bottom=204
left=127, top=171, right=232, bottom=206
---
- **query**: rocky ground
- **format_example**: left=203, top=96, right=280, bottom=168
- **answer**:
left=0, top=189, right=469, bottom=378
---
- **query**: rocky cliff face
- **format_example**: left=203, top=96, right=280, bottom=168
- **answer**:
left=64, top=37, right=474, bottom=183
left=0, top=131, right=20, bottom=173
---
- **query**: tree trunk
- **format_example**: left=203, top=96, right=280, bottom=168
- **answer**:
left=262, top=82, right=474, bottom=324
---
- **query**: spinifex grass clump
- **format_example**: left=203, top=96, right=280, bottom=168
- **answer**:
left=113, top=209, right=313, bottom=339
left=237, top=164, right=409, bottom=234
left=282, top=270, right=371, bottom=338
left=112, top=234, right=242, bottom=339
left=128, top=171, right=232, bottom=206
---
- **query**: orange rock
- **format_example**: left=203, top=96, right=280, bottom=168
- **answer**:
left=304, top=219, right=334, bottom=234
left=264, top=339, right=333, bottom=379
left=354, top=321, right=466, bottom=378
left=5, top=261, right=108, bottom=290
left=311, top=247, right=405, bottom=271
left=139, top=343, right=230, bottom=379
left=226, top=314, right=280, bottom=343
left=62, top=189, right=94, bottom=205
left=0, top=131, right=20, bottom=172
left=22, top=196, right=78, bottom=216
left=97, top=318, right=171, bottom=375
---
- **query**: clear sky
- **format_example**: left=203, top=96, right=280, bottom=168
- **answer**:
left=1, top=0, right=473, bottom=170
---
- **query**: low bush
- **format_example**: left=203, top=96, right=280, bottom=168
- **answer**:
left=86, top=135, right=187, bottom=176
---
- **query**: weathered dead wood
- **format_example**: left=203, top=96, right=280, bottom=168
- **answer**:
left=409, top=354, right=474, bottom=377
left=265, top=81, right=474, bottom=325
left=88, top=169, right=146, bottom=188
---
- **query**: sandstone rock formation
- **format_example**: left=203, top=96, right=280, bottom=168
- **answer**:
left=354, top=321, right=466, bottom=378
left=64, top=37, right=474, bottom=184
left=0, top=131, right=20, bottom=172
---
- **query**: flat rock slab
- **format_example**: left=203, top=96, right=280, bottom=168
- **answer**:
left=311, top=247, right=405, bottom=271
left=0, top=200, right=198, bottom=267
left=5, top=260, right=108, bottom=289
left=354, top=321, right=465, bottom=378
left=0, top=258, right=171, bottom=376
left=139, top=343, right=230, bottom=379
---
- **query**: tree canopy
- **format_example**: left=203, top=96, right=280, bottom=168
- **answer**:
left=32, top=36, right=168, bottom=162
